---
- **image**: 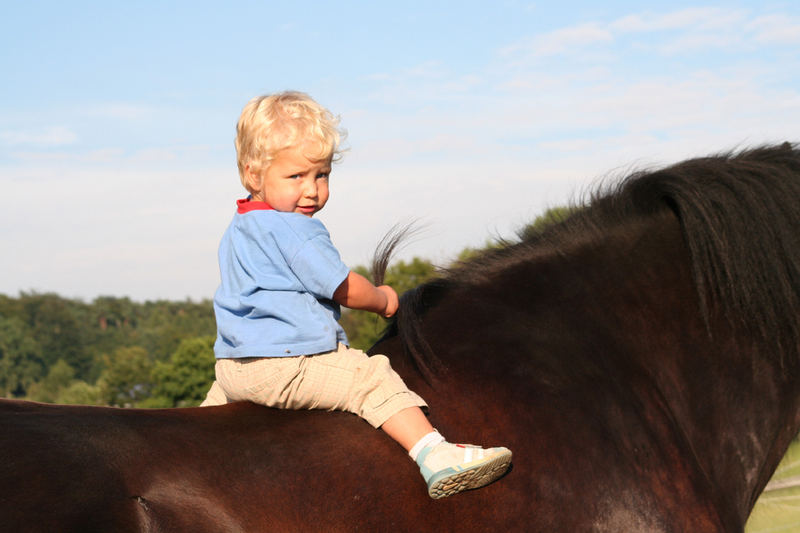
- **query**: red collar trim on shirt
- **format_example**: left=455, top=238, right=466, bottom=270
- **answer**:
left=237, top=198, right=274, bottom=214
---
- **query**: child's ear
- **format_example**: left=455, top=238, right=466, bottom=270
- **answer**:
left=244, top=164, right=261, bottom=192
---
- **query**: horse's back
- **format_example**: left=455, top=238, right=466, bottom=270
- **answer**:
left=1, top=400, right=145, bottom=532
left=0, top=399, right=527, bottom=532
left=0, top=401, right=279, bottom=532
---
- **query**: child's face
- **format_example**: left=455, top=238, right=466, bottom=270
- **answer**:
left=249, top=144, right=331, bottom=217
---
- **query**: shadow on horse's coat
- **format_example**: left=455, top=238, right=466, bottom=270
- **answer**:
left=2, top=143, right=800, bottom=532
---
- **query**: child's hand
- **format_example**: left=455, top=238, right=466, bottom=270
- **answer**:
left=377, top=285, right=399, bottom=318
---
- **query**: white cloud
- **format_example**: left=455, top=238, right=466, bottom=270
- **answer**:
left=501, top=22, right=613, bottom=58
left=747, top=14, right=800, bottom=44
left=0, top=126, right=77, bottom=146
left=657, top=32, right=739, bottom=55
left=85, top=103, right=155, bottom=121
left=359, top=61, right=485, bottom=106
left=501, top=6, right=798, bottom=59
left=610, top=8, right=747, bottom=33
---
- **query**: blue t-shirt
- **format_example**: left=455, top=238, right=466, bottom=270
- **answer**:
left=213, top=199, right=350, bottom=358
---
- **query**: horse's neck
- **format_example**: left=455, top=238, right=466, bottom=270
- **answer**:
left=624, top=213, right=800, bottom=527
left=533, top=210, right=800, bottom=528
left=384, top=207, right=800, bottom=529
left=664, top=337, right=798, bottom=525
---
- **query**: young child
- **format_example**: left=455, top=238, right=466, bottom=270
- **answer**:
left=201, top=91, right=512, bottom=499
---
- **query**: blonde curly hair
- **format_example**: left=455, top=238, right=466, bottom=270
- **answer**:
left=235, top=91, right=345, bottom=192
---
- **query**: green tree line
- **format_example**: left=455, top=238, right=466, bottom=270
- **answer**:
left=0, top=259, right=437, bottom=408
left=0, top=293, right=218, bottom=407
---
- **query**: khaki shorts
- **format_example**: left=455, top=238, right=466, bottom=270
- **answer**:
left=202, top=344, right=427, bottom=428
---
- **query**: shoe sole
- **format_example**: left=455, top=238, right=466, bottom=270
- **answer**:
left=427, top=449, right=512, bottom=499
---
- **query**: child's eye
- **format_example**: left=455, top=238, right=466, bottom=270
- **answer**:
left=317, top=172, right=329, bottom=180
left=288, top=174, right=301, bottom=179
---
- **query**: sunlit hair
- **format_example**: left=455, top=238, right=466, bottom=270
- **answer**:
left=235, top=91, right=344, bottom=191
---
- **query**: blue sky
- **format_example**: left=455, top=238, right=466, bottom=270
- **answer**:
left=1, top=1, right=798, bottom=301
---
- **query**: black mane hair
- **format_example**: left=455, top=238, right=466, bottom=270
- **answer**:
left=374, top=143, right=800, bottom=381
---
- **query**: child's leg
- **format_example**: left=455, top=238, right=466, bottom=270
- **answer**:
left=382, top=409, right=512, bottom=499
left=301, top=345, right=512, bottom=499
left=380, top=406, right=435, bottom=451
left=216, top=346, right=512, bottom=499
left=372, top=374, right=513, bottom=499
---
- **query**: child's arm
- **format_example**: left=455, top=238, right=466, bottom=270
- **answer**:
left=332, top=271, right=399, bottom=318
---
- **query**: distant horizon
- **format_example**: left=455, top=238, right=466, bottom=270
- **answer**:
left=0, top=290, right=214, bottom=305
left=2, top=1, right=798, bottom=301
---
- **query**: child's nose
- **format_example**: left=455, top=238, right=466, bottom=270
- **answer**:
left=303, top=178, right=318, bottom=197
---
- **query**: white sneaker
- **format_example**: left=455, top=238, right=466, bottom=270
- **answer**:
left=415, top=441, right=512, bottom=499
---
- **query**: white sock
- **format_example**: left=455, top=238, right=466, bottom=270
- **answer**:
left=408, top=430, right=446, bottom=461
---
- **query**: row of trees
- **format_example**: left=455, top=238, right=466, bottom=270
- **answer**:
left=0, top=209, right=570, bottom=408
left=0, top=293, right=217, bottom=406
left=0, top=258, right=443, bottom=408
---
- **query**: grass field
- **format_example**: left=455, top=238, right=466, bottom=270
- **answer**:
left=746, top=438, right=800, bottom=532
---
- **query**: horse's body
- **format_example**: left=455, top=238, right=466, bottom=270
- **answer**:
left=2, top=144, right=800, bottom=532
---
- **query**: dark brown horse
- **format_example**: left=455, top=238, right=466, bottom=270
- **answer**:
left=2, top=144, right=799, bottom=532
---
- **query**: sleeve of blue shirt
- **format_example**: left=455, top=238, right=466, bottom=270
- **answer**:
left=282, top=216, right=350, bottom=300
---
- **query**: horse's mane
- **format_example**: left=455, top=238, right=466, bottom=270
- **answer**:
left=374, top=143, right=800, bottom=382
